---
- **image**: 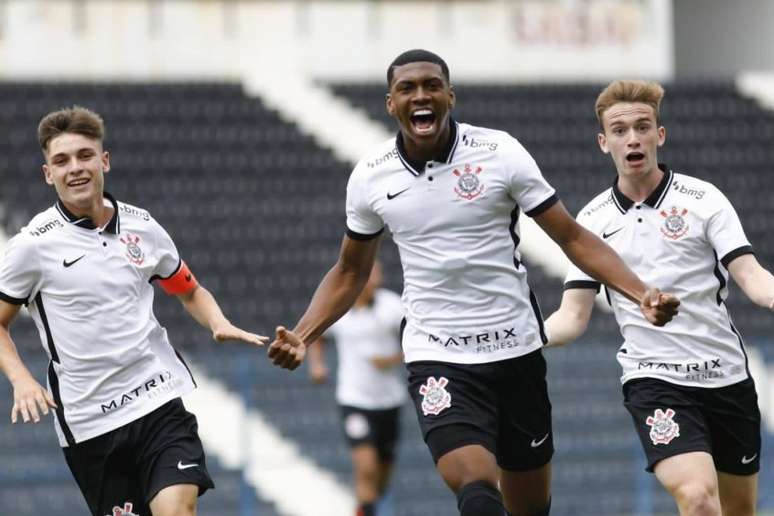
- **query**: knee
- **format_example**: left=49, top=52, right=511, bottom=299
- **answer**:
left=673, top=482, right=720, bottom=515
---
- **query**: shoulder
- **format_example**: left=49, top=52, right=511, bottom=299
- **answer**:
left=354, top=137, right=400, bottom=175
left=117, top=201, right=153, bottom=224
left=21, top=207, right=65, bottom=239
left=578, top=189, right=615, bottom=220
left=668, top=171, right=718, bottom=203
left=458, top=123, right=519, bottom=154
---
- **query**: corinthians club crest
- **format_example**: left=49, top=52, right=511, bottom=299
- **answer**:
left=107, top=502, right=139, bottom=516
left=419, top=376, right=452, bottom=416
left=453, top=164, right=485, bottom=200
left=660, top=206, right=689, bottom=240
left=646, top=408, right=680, bottom=445
left=120, top=233, right=145, bottom=266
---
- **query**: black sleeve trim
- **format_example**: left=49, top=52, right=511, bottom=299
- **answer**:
left=0, top=290, right=28, bottom=305
left=564, top=280, right=601, bottom=293
left=346, top=227, right=384, bottom=241
left=720, top=245, right=754, bottom=269
left=525, top=194, right=559, bottom=218
left=149, top=257, right=183, bottom=283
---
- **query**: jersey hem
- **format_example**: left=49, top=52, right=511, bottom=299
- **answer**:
left=0, top=290, right=28, bottom=305
left=58, top=385, right=195, bottom=447
left=620, top=371, right=750, bottom=389
left=720, top=245, right=754, bottom=268
left=404, top=342, right=543, bottom=365
left=346, top=227, right=384, bottom=241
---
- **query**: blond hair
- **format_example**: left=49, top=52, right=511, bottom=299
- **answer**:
left=595, top=80, right=664, bottom=128
left=38, top=106, right=105, bottom=152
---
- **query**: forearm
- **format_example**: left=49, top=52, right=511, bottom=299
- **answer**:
left=294, top=263, right=368, bottom=344
left=179, top=286, right=229, bottom=330
left=562, top=229, right=646, bottom=304
left=545, top=311, right=586, bottom=347
left=0, top=327, right=34, bottom=385
left=736, top=267, right=774, bottom=309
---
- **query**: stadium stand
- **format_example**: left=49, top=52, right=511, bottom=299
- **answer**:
left=0, top=80, right=772, bottom=515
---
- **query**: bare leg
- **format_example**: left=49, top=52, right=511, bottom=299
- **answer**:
left=500, top=462, right=551, bottom=516
left=149, top=484, right=199, bottom=516
left=654, top=451, right=721, bottom=516
left=717, top=471, right=757, bottom=516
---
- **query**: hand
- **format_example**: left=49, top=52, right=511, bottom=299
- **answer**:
left=309, top=362, right=329, bottom=384
left=640, top=288, right=680, bottom=327
left=211, top=319, right=268, bottom=347
left=11, top=374, right=57, bottom=424
left=267, top=326, right=306, bottom=370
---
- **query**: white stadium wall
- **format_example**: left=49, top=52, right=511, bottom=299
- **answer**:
left=0, top=0, right=674, bottom=82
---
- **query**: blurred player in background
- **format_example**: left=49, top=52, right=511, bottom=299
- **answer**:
left=545, top=80, right=771, bottom=516
left=268, top=50, right=679, bottom=516
left=0, top=106, right=267, bottom=516
left=307, top=261, right=405, bottom=516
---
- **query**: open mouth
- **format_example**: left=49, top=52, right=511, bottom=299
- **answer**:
left=410, top=109, right=436, bottom=134
left=626, top=152, right=645, bottom=163
left=68, top=178, right=90, bottom=187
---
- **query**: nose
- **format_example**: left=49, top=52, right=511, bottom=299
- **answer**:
left=626, top=128, right=640, bottom=146
left=412, top=86, right=431, bottom=103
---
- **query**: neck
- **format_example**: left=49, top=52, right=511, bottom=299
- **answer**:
left=61, top=195, right=112, bottom=227
left=617, top=165, right=663, bottom=203
left=401, top=120, right=451, bottom=163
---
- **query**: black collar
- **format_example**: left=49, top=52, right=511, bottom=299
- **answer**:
left=611, top=163, right=673, bottom=213
left=395, top=119, right=459, bottom=176
left=56, top=192, right=120, bottom=234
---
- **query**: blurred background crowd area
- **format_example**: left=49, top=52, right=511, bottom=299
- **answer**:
left=0, top=1, right=773, bottom=514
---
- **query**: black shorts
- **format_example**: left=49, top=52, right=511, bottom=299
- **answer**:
left=407, top=349, right=553, bottom=471
left=623, top=377, right=761, bottom=475
left=339, top=405, right=401, bottom=462
left=63, top=398, right=214, bottom=516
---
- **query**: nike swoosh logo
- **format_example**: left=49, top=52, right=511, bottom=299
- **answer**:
left=602, top=227, right=624, bottom=239
left=63, top=255, right=86, bottom=268
left=177, top=461, right=199, bottom=470
left=741, top=454, right=757, bottom=464
left=387, top=187, right=411, bottom=200
left=530, top=433, right=549, bottom=448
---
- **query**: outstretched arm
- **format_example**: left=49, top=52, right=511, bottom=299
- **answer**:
left=727, top=254, right=774, bottom=310
left=534, top=201, right=679, bottom=326
left=268, top=235, right=380, bottom=370
left=177, top=285, right=268, bottom=347
left=544, top=288, right=597, bottom=347
left=0, top=300, right=57, bottom=423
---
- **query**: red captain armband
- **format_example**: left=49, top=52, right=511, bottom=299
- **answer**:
left=159, top=261, right=199, bottom=295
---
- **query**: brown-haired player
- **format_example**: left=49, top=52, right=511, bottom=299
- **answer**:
left=267, top=51, right=680, bottom=516
left=0, top=106, right=268, bottom=516
left=545, top=80, right=772, bottom=515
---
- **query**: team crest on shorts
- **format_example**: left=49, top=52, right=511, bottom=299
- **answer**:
left=120, top=233, right=145, bottom=265
left=453, top=164, right=485, bottom=200
left=107, top=502, right=138, bottom=516
left=646, top=408, right=680, bottom=445
left=660, top=206, right=689, bottom=240
left=419, top=376, right=452, bottom=416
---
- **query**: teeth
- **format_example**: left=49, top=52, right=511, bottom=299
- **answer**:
left=413, top=109, right=433, bottom=116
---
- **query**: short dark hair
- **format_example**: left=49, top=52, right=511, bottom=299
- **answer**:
left=38, top=106, right=105, bottom=152
left=387, top=49, right=450, bottom=87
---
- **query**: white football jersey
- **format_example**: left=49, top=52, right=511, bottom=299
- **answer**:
left=346, top=122, right=557, bottom=364
left=327, top=289, right=406, bottom=409
left=0, top=194, right=196, bottom=446
left=565, top=167, right=753, bottom=388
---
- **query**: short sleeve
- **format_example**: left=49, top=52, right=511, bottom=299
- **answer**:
left=149, top=219, right=182, bottom=281
left=345, top=166, right=384, bottom=239
left=502, top=137, right=558, bottom=217
left=0, top=233, right=41, bottom=304
left=705, top=188, right=752, bottom=268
